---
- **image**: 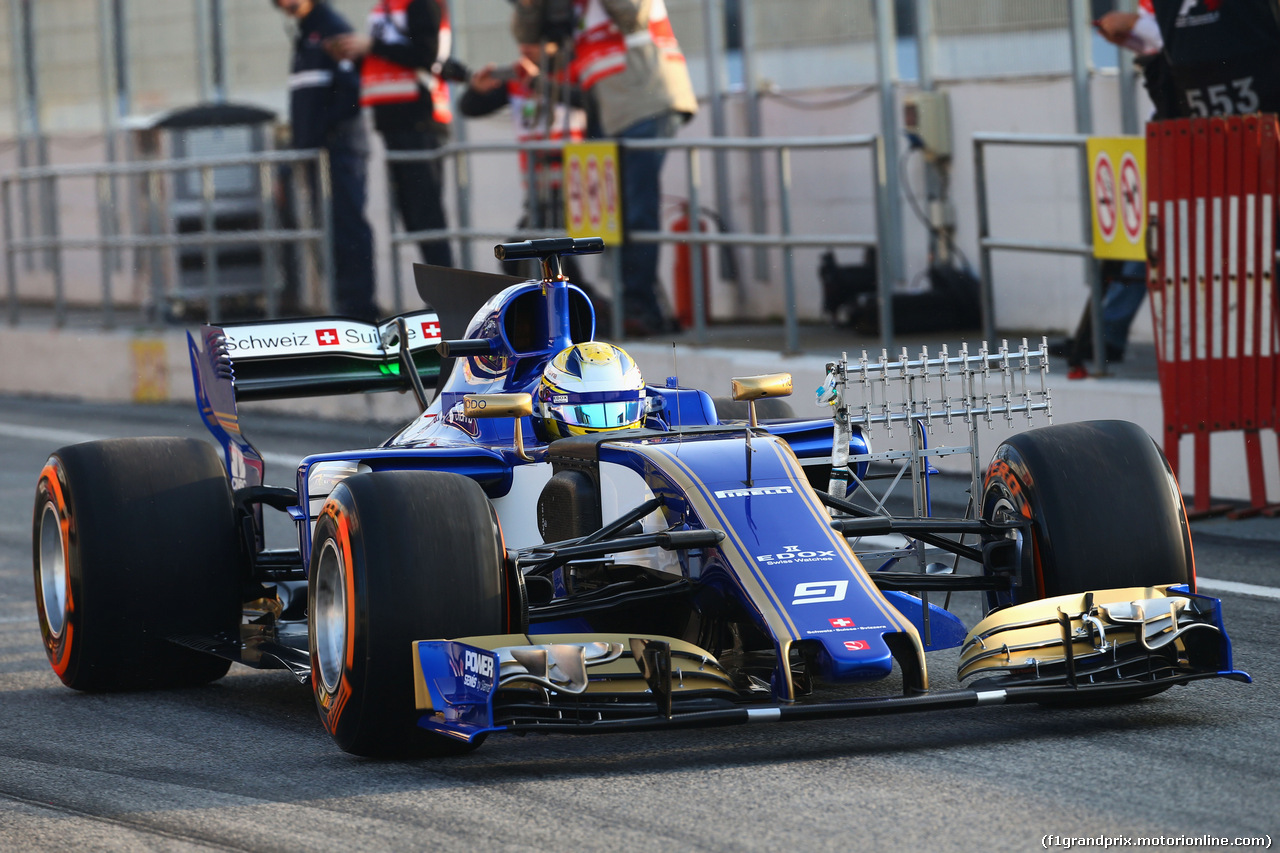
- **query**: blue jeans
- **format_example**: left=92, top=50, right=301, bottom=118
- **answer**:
left=1101, top=260, right=1147, bottom=351
left=1070, top=259, right=1146, bottom=364
left=618, top=111, right=683, bottom=327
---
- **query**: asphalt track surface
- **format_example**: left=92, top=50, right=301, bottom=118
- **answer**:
left=0, top=396, right=1275, bottom=852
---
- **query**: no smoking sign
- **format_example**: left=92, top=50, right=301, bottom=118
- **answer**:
left=1094, top=153, right=1118, bottom=241
left=1119, top=152, right=1143, bottom=244
left=563, top=141, right=623, bottom=245
left=1087, top=136, right=1147, bottom=260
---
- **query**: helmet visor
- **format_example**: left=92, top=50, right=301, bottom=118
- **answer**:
left=545, top=399, right=645, bottom=430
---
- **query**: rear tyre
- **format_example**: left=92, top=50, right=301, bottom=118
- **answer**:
left=309, top=471, right=507, bottom=757
left=33, top=438, right=244, bottom=691
left=981, top=420, right=1194, bottom=606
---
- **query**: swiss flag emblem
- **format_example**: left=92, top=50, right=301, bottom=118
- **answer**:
left=844, top=640, right=869, bottom=651
left=421, top=321, right=441, bottom=340
left=316, top=328, right=340, bottom=346
left=829, top=617, right=855, bottom=628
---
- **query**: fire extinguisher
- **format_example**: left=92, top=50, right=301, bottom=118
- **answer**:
left=671, top=200, right=710, bottom=330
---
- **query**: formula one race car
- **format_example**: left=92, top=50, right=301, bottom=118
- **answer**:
left=33, top=237, right=1249, bottom=757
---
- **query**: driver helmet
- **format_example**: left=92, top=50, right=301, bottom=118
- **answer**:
left=536, top=342, right=647, bottom=439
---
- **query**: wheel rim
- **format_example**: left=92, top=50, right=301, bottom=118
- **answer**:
left=992, top=495, right=1026, bottom=559
left=38, top=500, right=68, bottom=638
left=314, top=538, right=348, bottom=695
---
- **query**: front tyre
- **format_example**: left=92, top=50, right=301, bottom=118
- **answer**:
left=979, top=421, right=1195, bottom=705
left=309, top=471, right=507, bottom=757
left=33, top=438, right=244, bottom=691
left=981, top=420, right=1194, bottom=607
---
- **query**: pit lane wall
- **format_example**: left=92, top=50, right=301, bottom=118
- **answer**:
left=3, top=323, right=1275, bottom=505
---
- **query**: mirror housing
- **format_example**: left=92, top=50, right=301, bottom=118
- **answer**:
left=464, top=393, right=536, bottom=460
left=729, top=373, right=793, bottom=427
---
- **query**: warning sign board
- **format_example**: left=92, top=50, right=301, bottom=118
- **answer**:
left=1088, top=136, right=1147, bottom=260
left=563, top=141, right=622, bottom=245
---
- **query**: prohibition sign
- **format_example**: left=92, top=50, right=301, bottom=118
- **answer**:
left=566, top=158, right=584, bottom=230
left=586, top=156, right=602, bottom=229
left=1119, top=152, right=1143, bottom=244
left=1094, top=152, right=1117, bottom=241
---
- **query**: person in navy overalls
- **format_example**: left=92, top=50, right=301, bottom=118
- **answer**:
left=274, top=0, right=379, bottom=321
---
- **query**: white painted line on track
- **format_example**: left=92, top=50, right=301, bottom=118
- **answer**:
left=0, top=422, right=300, bottom=471
left=1197, top=576, right=1280, bottom=601
left=0, top=422, right=107, bottom=448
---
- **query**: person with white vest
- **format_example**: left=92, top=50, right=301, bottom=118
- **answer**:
left=327, top=0, right=458, bottom=268
left=514, top=0, right=697, bottom=337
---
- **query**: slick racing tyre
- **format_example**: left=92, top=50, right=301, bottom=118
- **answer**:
left=309, top=470, right=507, bottom=757
left=980, top=420, right=1194, bottom=608
left=33, top=438, right=244, bottom=691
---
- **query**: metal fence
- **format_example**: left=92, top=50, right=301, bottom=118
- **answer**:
left=972, top=132, right=1107, bottom=369
left=2, top=148, right=331, bottom=328
left=1, top=133, right=894, bottom=356
left=387, top=133, right=893, bottom=354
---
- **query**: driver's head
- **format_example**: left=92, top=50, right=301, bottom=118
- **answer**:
left=536, top=343, right=647, bottom=440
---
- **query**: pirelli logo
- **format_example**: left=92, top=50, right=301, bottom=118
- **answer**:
left=713, top=486, right=794, bottom=499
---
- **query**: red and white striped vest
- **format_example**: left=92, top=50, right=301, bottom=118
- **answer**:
left=360, top=0, right=453, bottom=124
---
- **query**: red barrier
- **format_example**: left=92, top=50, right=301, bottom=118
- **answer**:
left=1146, top=115, right=1280, bottom=515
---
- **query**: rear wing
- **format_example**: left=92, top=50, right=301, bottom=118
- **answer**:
left=199, top=311, right=444, bottom=402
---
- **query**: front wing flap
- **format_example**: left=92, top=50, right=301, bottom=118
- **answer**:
left=958, top=585, right=1250, bottom=687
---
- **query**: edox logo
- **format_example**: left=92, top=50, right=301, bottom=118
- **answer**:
left=756, top=544, right=837, bottom=565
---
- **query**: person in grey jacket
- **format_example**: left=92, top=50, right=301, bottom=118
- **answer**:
left=514, top=0, right=697, bottom=336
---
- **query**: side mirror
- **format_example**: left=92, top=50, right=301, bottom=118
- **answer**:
left=729, top=373, right=793, bottom=427
left=464, top=393, right=536, bottom=461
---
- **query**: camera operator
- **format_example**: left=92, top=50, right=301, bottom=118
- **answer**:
left=327, top=0, right=470, bottom=268
left=514, top=0, right=697, bottom=337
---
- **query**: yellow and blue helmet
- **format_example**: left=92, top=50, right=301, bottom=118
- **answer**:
left=536, top=343, right=647, bottom=439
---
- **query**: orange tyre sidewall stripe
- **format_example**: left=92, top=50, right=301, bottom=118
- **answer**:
left=314, top=501, right=355, bottom=733
left=38, top=462, right=75, bottom=678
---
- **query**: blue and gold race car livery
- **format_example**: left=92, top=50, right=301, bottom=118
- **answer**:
left=32, top=237, right=1248, bottom=757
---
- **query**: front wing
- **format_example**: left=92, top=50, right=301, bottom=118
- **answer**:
left=411, top=587, right=1249, bottom=744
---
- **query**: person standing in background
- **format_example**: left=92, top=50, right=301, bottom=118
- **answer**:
left=327, top=0, right=457, bottom=268
left=513, top=0, right=697, bottom=338
left=1052, top=2, right=1167, bottom=376
left=274, top=0, right=378, bottom=321
left=463, top=41, right=587, bottom=236
left=1057, top=0, right=1280, bottom=375
left=461, top=39, right=614, bottom=329
left=1148, top=0, right=1280, bottom=118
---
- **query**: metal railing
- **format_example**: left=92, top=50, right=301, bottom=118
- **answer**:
left=387, top=133, right=894, bottom=354
left=972, top=132, right=1107, bottom=369
left=4, top=134, right=890, bottom=353
left=2, top=148, right=332, bottom=328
